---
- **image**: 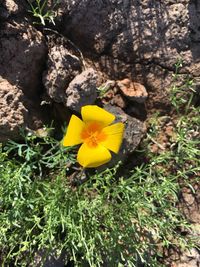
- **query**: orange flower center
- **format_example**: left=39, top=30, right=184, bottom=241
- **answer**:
left=81, top=122, right=107, bottom=148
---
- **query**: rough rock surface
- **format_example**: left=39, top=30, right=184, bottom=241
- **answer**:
left=0, top=77, right=49, bottom=142
left=0, top=21, right=47, bottom=98
left=65, top=68, right=98, bottom=112
left=0, top=19, right=47, bottom=141
left=58, top=0, right=200, bottom=113
left=0, top=0, right=26, bottom=19
left=117, top=78, right=148, bottom=103
left=102, top=105, right=146, bottom=168
left=166, top=248, right=200, bottom=267
left=43, top=37, right=82, bottom=103
left=0, top=79, right=27, bottom=141
left=165, top=248, right=200, bottom=267
left=62, top=0, right=200, bottom=75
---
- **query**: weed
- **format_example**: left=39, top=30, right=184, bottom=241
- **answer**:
left=27, top=0, right=59, bottom=26
left=0, top=113, right=198, bottom=266
left=97, top=81, right=113, bottom=98
left=0, top=64, right=199, bottom=266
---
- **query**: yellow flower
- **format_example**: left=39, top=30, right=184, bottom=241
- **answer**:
left=62, top=105, right=124, bottom=168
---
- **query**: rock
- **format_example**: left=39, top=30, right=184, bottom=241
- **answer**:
left=0, top=79, right=28, bottom=141
left=0, top=78, right=50, bottom=142
left=169, top=248, right=200, bottom=267
left=62, top=0, right=127, bottom=54
left=117, top=79, right=148, bottom=103
left=61, top=0, right=193, bottom=65
left=43, top=36, right=82, bottom=103
left=144, top=65, right=174, bottom=114
left=111, top=94, right=126, bottom=109
left=0, top=21, right=47, bottom=98
left=0, top=21, right=50, bottom=141
left=102, top=87, right=127, bottom=109
left=0, top=0, right=26, bottom=19
left=30, top=249, right=68, bottom=267
left=65, top=68, right=98, bottom=112
left=179, top=185, right=200, bottom=223
left=59, top=0, right=200, bottom=104
left=3, top=0, right=19, bottom=14
left=101, top=105, right=146, bottom=168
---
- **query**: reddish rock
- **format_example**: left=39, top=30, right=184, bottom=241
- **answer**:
left=0, top=21, right=48, bottom=141
left=111, top=94, right=126, bottom=109
left=117, top=79, right=148, bottom=103
left=0, top=21, right=47, bottom=98
left=0, top=79, right=28, bottom=141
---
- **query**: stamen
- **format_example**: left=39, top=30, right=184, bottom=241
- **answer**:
left=81, top=121, right=107, bottom=148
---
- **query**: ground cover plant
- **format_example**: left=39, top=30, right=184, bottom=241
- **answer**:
left=0, top=71, right=199, bottom=266
left=27, top=0, right=58, bottom=25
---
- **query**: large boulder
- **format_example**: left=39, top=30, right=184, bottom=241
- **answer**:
left=61, top=0, right=200, bottom=76
left=54, top=0, right=200, bottom=113
left=0, top=19, right=48, bottom=141
left=0, top=21, right=47, bottom=98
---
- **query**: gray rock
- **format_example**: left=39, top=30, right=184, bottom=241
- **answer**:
left=43, top=37, right=82, bottom=103
left=102, top=105, right=146, bottom=168
left=65, top=68, right=98, bottom=112
left=61, top=0, right=194, bottom=68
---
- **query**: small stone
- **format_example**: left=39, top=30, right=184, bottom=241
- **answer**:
left=117, top=79, right=148, bottom=103
left=65, top=68, right=98, bottom=112
left=4, top=0, right=19, bottom=14
left=1, top=0, right=25, bottom=19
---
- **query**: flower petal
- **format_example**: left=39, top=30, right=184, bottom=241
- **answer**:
left=62, top=115, right=85, bottom=146
left=81, top=105, right=115, bottom=126
left=100, top=122, right=124, bottom=153
left=77, top=143, right=111, bottom=168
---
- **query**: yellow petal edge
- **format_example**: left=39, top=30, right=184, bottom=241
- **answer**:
left=62, top=115, right=85, bottom=146
left=81, top=105, right=115, bottom=126
left=77, top=143, right=111, bottom=168
left=100, top=122, right=124, bottom=153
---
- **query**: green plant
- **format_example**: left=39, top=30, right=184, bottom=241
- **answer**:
left=97, top=81, right=112, bottom=98
left=170, top=59, right=196, bottom=114
left=0, top=121, right=198, bottom=266
left=0, top=62, right=199, bottom=266
left=27, top=0, right=59, bottom=26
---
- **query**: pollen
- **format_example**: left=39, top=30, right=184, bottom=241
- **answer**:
left=81, top=121, right=107, bottom=148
